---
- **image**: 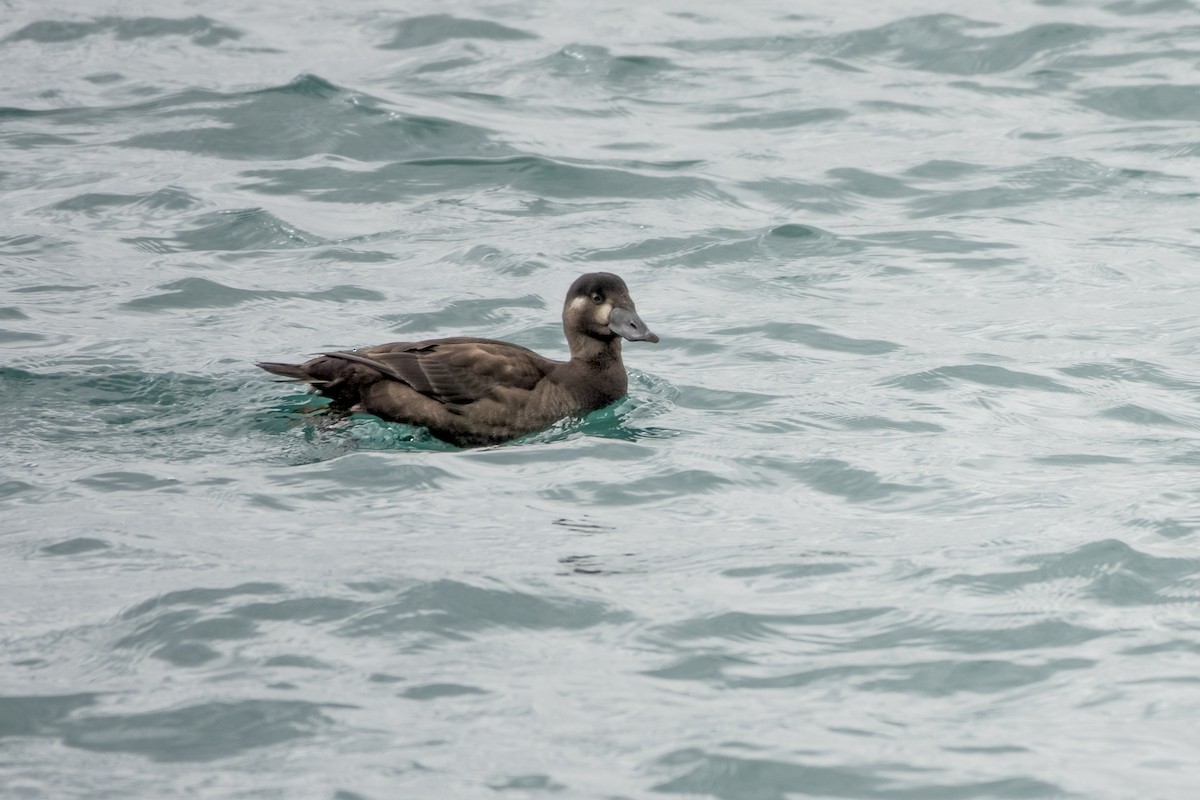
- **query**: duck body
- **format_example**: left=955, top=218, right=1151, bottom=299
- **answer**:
left=258, top=273, right=658, bottom=447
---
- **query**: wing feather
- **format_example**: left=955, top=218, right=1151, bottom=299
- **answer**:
left=325, top=339, right=554, bottom=405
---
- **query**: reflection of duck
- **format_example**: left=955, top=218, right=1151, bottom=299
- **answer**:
left=258, top=272, right=659, bottom=447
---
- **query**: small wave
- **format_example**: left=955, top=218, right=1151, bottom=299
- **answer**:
left=743, top=455, right=927, bottom=502
left=379, top=14, right=537, bottom=50
left=121, top=277, right=384, bottom=310
left=884, top=364, right=1076, bottom=393
left=726, top=321, right=900, bottom=356
left=539, top=45, right=680, bottom=89
left=110, top=74, right=504, bottom=162
left=64, top=700, right=333, bottom=762
left=1080, top=84, right=1200, bottom=121
left=242, top=154, right=730, bottom=204
left=943, top=539, right=1200, bottom=606
left=121, top=207, right=322, bottom=253
left=0, top=691, right=334, bottom=762
left=577, top=224, right=856, bottom=269
left=702, top=108, right=849, bottom=130
left=667, top=14, right=1100, bottom=76
left=336, top=579, right=631, bottom=643
left=48, top=185, right=202, bottom=216
left=382, top=294, right=544, bottom=334
left=5, top=15, right=240, bottom=46
left=649, top=746, right=1064, bottom=798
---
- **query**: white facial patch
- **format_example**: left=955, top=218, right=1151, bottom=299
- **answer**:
left=568, top=295, right=613, bottom=326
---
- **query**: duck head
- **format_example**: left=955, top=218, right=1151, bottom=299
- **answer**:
left=563, top=272, right=659, bottom=347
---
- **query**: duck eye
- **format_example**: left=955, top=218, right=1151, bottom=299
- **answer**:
left=590, top=292, right=604, bottom=304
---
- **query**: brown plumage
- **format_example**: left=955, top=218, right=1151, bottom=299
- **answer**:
left=258, top=272, right=659, bottom=447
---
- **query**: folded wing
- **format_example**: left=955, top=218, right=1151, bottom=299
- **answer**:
left=326, top=338, right=552, bottom=406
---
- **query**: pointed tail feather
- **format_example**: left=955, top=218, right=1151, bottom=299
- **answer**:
left=257, top=361, right=319, bottom=383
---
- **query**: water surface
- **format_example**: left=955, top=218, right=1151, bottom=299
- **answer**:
left=4, top=1, right=1200, bottom=797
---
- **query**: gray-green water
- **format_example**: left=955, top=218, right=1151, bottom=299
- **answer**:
left=4, top=1, right=1200, bottom=797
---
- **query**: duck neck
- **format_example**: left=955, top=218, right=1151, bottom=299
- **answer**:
left=568, top=332, right=623, bottom=371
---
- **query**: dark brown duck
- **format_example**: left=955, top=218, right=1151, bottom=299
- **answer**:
left=257, top=272, right=659, bottom=447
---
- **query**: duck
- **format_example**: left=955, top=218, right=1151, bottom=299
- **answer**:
left=257, top=272, right=659, bottom=447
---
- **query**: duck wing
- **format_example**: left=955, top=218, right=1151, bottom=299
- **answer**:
left=325, top=337, right=554, bottom=406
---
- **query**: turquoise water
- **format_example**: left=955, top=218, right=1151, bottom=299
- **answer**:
left=4, top=1, right=1200, bottom=796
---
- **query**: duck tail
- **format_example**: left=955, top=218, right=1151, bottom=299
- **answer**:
left=256, top=361, right=316, bottom=383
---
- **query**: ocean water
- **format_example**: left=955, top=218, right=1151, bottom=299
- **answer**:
left=3, top=0, right=1200, bottom=796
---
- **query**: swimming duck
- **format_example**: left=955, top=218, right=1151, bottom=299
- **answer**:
left=257, top=272, right=659, bottom=447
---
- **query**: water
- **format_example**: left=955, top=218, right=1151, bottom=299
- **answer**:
left=3, top=0, right=1200, bottom=796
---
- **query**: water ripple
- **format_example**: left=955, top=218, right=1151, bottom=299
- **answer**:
left=242, top=154, right=731, bottom=204
left=5, top=15, right=241, bottom=46
left=943, top=539, right=1200, bottom=605
left=6, top=1, right=1200, bottom=796
left=380, top=14, right=538, bottom=50
left=338, top=579, right=632, bottom=642
left=649, top=747, right=1065, bottom=799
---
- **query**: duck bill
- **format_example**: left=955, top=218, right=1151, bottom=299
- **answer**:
left=608, top=306, right=660, bottom=343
